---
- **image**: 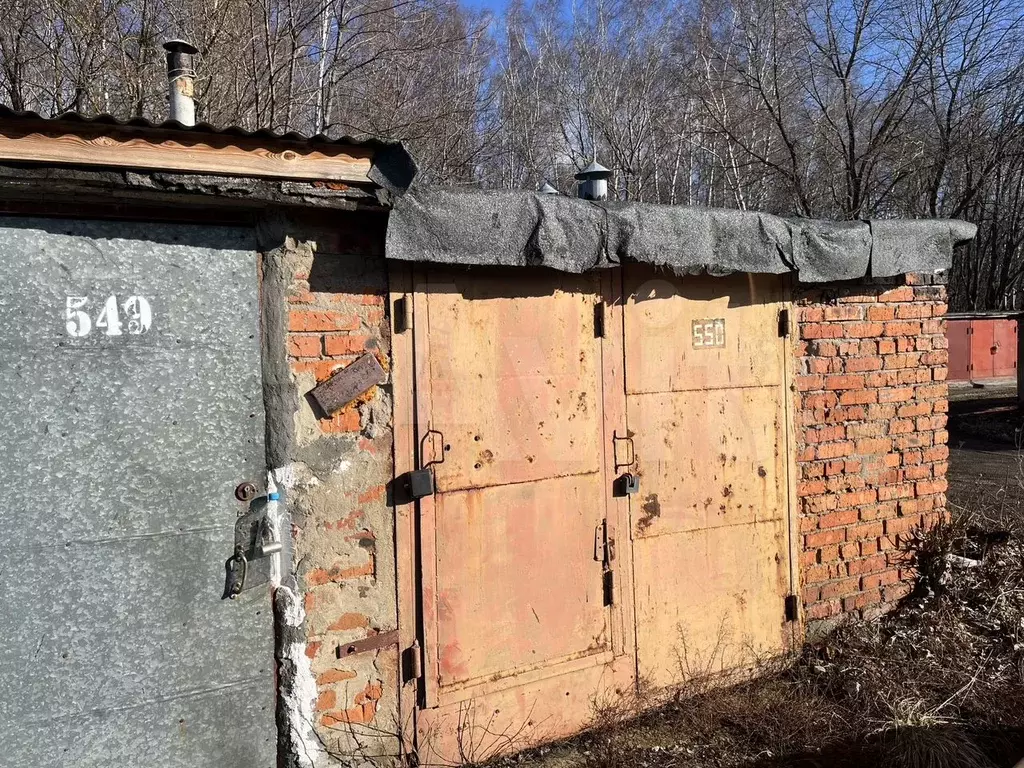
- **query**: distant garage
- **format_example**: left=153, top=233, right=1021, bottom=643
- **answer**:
left=946, top=312, right=1018, bottom=383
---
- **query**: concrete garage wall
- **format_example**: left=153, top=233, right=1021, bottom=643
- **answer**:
left=259, top=215, right=402, bottom=765
left=794, top=279, right=949, bottom=636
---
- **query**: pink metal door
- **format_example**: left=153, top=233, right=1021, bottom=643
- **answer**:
left=408, top=266, right=634, bottom=763
left=992, top=321, right=1017, bottom=377
left=946, top=319, right=971, bottom=381
left=971, top=320, right=997, bottom=379
left=946, top=316, right=1018, bottom=381
left=620, top=268, right=797, bottom=689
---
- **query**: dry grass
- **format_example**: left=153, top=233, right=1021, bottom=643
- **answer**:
left=492, top=496, right=1024, bottom=768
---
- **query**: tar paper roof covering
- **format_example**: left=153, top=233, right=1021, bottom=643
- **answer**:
left=386, top=187, right=976, bottom=282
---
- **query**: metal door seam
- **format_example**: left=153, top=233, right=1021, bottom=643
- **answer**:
left=617, top=266, right=643, bottom=691
left=779, top=279, right=801, bottom=646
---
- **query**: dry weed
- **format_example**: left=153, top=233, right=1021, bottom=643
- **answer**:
left=492, top=501, right=1024, bottom=768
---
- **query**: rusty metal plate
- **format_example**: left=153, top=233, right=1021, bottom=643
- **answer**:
left=632, top=520, right=791, bottom=688
left=432, top=475, right=610, bottom=690
left=424, top=268, right=603, bottom=493
left=623, top=268, right=786, bottom=394
left=336, top=629, right=399, bottom=658
left=629, top=388, right=787, bottom=538
left=946, top=319, right=971, bottom=381
left=310, top=351, right=385, bottom=415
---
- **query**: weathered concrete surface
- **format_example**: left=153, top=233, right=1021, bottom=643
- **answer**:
left=260, top=215, right=400, bottom=766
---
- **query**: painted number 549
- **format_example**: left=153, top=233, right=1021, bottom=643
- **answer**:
left=66, top=295, right=152, bottom=337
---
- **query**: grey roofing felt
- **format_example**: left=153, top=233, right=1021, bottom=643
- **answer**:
left=386, top=187, right=977, bottom=282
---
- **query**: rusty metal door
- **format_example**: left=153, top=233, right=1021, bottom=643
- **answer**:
left=946, top=315, right=1018, bottom=382
left=407, top=266, right=632, bottom=762
left=990, top=320, right=1016, bottom=377
left=974, top=319, right=1017, bottom=378
left=947, top=319, right=972, bottom=381
left=970, top=320, right=998, bottom=380
left=621, top=268, right=796, bottom=689
left=0, top=218, right=274, bottom=767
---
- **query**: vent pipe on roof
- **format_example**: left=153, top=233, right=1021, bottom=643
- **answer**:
left=163, top=40, right=198, bottom=126
left=575, top=159, right=612, bottom=201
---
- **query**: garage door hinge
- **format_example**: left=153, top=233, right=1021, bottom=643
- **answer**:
left=393, top=295, right=411, bottom=334
left=784, top=594, right=799, bottom=622
left=603, top=570, right=616, bottom=607
left=402, top=640, right=423, bottom=683
left=595, top=519, right=616, bottom=606
left=777, top=308, right=791, bottom=338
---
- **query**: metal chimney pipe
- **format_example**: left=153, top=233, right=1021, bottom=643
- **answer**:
left=574, top=160, right=612, bottom=201
left=163, top=40, right=199, bottom=126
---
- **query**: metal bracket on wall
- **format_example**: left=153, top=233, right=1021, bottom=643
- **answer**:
left=336, top=629, right=400, bottom=659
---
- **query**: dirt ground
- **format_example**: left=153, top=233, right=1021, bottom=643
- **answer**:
left=481, top=381, right=1024, bottom=768
left=948, top=378, right=1024, bottom=521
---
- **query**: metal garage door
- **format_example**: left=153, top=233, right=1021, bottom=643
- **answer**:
left=0, top=218, right=275, bottom=767
left=621, top=268, right=797, bottom=689
left=408, top=266, right=633, bottom=764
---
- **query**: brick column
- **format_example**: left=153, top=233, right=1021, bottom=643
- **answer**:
left=794, top=281, right=949, bottom=634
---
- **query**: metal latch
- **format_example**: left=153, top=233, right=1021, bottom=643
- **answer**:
left=595, top=519, right=616, bottom=606
left=223, top=491, right=282, bottom=599
left=617, top=473, right=640, bottom=496
left=224, top=545, right=248, bottom=599
left=398, top=429, right=446, bottom=502
left=613, top=432, right=639, bottom=496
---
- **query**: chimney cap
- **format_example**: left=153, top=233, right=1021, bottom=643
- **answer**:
left=575, top=159, right=612, bottom=181
left=163, top=39, right=198, bottom=55
left=537, top=181, right=560, bottom=194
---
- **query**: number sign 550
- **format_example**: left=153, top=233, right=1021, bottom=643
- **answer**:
left=66, top=295, right=152, bottom=337
left=692, top=318, right=726, bottom=348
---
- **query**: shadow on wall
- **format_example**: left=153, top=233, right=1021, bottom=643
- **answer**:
left=394, top=261, right=770, bottom=311
left=748, top=725, right=1024, bottom=768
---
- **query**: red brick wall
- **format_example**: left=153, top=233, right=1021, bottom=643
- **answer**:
left=276, top=216, right=400, bottom=754
left=795, top=280, right=949, bottom=632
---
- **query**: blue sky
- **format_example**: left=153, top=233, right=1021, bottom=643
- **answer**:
left=460, top=0, right=508, bottom=11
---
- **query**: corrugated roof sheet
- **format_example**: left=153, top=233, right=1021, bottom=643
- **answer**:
left=0, top=105, right=418, bottom=194
left=0, top=105, right=401, bottom=151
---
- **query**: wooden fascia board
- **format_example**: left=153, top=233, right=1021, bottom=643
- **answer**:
left=0, top=123, right=376, bottom=184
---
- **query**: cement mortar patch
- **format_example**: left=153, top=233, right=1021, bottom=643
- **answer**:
left=272, top=226, right=398, bottom=764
